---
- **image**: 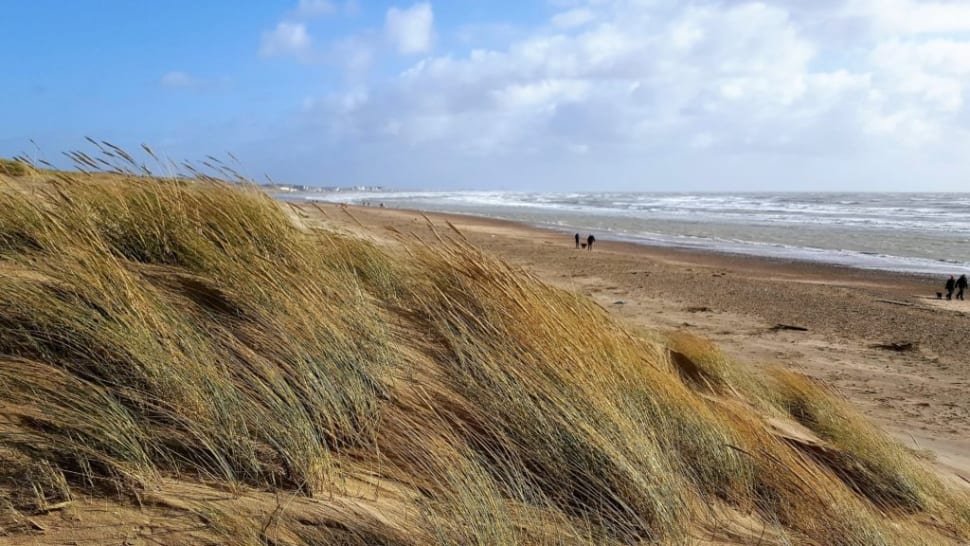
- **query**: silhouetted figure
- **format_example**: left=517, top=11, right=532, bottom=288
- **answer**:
left=945, top=275, right=956, bottom=300
left=575, top=233, right=580, bottom=248
left=957, top=274, right=968, bottom=301
left=586, top=234, right=595, bottom=251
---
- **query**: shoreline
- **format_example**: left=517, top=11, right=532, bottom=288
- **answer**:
left=339, top=203, right=945, bottom=290
left=282, top=194, right=970, bottom=278
left=470, top=213, right=966, bottom=279
left=303, top=202, right=970, bottom=486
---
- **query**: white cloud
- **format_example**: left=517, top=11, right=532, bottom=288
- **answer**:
left=872, top=39, right=970, bottom=112
left=261, top=0, right=368, bottom=66
left=332, top=2, right=829, bottom=152
left=864, top=108, right=941, bottom=145
left=275, top=0, right=970, bottom=189
left=330, top=34, right=377, bottom=74
left=847, top=0, right=970, bottom=34
left=385, top=3, right=434, bottom=54
left=260, top=22, right=312, bottom=59
left=493, top=79, right=590, bottom=110
left=552, top=8, right=596, bottom=29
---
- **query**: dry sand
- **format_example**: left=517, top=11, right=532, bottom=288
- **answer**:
left=303, top=202, right=970, bottom=487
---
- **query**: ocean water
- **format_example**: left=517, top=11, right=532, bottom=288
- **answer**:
left=283, top=191, right=970, bottom=276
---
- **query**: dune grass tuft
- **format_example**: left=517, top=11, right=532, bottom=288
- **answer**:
left=0, top=158, right=30, bottom=177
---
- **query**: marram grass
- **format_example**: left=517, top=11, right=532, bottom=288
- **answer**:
left=0, top=156, right=968, bottom=545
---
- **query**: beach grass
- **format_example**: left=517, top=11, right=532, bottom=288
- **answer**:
left=0, top=158, right=31, bottom=177
left=0, top=153, right=968, bottom=544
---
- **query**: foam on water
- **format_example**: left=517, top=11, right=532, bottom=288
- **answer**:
left=281, top=191, right=970, bottom=276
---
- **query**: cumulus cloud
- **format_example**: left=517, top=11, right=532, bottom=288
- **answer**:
left=278, top=0, right=970, bottom=189
left=325, top=2, right=838, bottom=153
left=260, top=0, right=368, bottom=66
left=260, top=22, right=312, bottom=59
left=872, top=39, right=970, bottom=112
left=385, top=3, right=434, bottom=54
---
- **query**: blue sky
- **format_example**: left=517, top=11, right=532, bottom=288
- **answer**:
left=3, top=0, right=970, bottom=191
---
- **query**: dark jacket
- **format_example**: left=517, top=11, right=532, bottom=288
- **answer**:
left=958, top=275, right=968, bottom=289
left=946, top=277, right=956, bottom=290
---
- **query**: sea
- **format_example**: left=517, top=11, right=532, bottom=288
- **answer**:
left=280, top=191, right=970, bottom=277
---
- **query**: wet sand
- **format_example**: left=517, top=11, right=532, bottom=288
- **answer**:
left=302, top=203, right=970, bottom=486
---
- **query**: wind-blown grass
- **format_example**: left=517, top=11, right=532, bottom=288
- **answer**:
left=0, top=158, right=30, bottom=177
left=0, top=154, right=968, bottom=544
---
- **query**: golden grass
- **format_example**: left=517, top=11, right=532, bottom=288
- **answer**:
left=0, top=152, right=968, bottom=544
left=0, top=158, right=31, bottom=177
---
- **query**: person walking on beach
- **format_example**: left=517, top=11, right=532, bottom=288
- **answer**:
left=957, top=274, right=968, bottom=300
left=575, top=233, right=580, bottom=248
left=945, top=275, right=956, bottom=300
left=586, top=234, right=595, bottom=251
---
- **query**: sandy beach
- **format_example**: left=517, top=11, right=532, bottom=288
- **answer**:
left=305, top=202, right=970, bottom=486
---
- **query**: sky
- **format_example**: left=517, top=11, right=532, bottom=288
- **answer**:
left=2, top=0, right=970, bottom=191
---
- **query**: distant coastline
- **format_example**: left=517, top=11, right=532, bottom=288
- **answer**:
left=262, top=183, right=384, bottom=194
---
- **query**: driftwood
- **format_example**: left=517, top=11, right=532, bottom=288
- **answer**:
left=686, top=306, right=712, bottom=313
left=770, top=324, right=809, bottom=332
left=869, top=341, right=918, bottom=352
